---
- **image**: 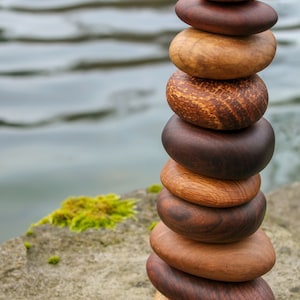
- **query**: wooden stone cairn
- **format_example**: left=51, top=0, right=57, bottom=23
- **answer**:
left=146, top=0, right=278, bottom=299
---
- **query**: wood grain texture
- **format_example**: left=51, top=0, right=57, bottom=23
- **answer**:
left=156, top=188, right=266, bottom=243
left=169, top=28, right=277, bottom=79
left=147, top=253, right=275, bottom=300
left=160, top=159, right=261, bottom=207
left=150, top=222, right=276, bottom=282
left=162, top=115, right=275, bottom=180
left=166, top=70, right=268, bottom=130
left=175, top=0, right=277, bottom=36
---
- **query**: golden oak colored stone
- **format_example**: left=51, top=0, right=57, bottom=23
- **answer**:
left=148, top=254, right=275, bottom=300
left=169, top=28, right=276, bottom=79
left=150, top=222, right=276, bottom=282
left=156, top=188, right=266, bottom=243
left=175, top=0, right=278, bottom=36
left=166, top=70, right=268, bottom=130
left=160, top=159, right=261, bottom=208
left=162, top=115, right=275, bottom=180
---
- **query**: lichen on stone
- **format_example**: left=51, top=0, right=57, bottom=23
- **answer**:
left=30, top=194, right=137, bottom=233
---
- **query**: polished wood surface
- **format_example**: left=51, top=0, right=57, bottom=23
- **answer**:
left=150, top=222, right=276, bottom=282
left=169, top=28, right=277, bottom=79
left=175, top=0, right=277, bottom=36
left=160, top=159, right=261, bottom=208
left=166, top=70, right=268, bottom=130
left=147, top=253, right=276, bottom=300
left=157, top=188, right=266, bottom=243
left=162, top=115, right=275, bottom=180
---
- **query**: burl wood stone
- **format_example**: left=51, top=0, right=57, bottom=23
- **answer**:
left=150, top=222, right=276, bottom=282
left=175, top=0, right=278, bottom=36
left=148, top=253, right=275, bottom=300
left=157, top=188, right=266, bottom=243
left=162, top=115, right=275, bottom=180
left=160, top=159, right=261, bottom=207
left=166, top=70, right=268, bottom=130
left=169, top=28, right=276, bottom=79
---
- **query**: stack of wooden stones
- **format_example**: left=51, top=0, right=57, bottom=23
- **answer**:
left=146, top=0, right=278, bottom=299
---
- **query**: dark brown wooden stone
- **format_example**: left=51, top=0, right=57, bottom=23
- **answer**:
left=156, top=188, right=266, bottom=243
left=161, top=115, right=275, bottom=180
left=150, top=222, right=276, bottom=282
left=166, top=70, right=268, bottom=130
left=147, top=253, right=276, bottom=300
left=175, top=0, right=277, bottom=36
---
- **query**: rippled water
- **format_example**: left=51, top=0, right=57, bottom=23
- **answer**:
left=0, top=0, right=299, bottom=242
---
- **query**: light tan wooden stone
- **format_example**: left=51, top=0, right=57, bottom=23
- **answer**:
left=169, top=28, right=276, bottom=79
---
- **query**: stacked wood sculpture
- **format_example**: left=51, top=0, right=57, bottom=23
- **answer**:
left=146, top=0, right=278, bottom=299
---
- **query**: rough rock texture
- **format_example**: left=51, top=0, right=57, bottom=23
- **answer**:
left=0, top=182, right=299, bottom=300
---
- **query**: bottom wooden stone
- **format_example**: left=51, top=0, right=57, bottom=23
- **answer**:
left=147, top=252, right=275, bottom=300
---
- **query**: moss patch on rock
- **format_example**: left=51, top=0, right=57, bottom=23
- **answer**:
left=30, top=194, right=137, bottom=233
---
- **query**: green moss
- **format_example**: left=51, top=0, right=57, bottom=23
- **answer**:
left=147, top=184, right=162, bottom=194
left=25, top=228, right=34, bottom=236
left=32, top=193, right=137, bottom=233
left=148, top=221, right=159, bottom=231
left=48, top=255, right=60, bottom=265
left=24, top=242, right=32, bottom=249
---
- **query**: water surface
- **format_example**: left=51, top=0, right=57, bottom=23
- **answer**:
left=0, top=0, right=299, bottom=242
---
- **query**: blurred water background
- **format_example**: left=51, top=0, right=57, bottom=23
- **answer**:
left=0, top=0, right=299, bottom=242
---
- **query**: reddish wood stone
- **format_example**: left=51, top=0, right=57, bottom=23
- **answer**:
left=161, top=115, right=275, bottom=180
left=169, top=28, right=277, bottom=79
left=147, top=253, right=276, bottom=300
left=175, top=0, right=277, bottom=36
left=166, top=70, right=268, bottom=130
left=160, top=159, right=261, bottom=208
left=150, top=222, right=276, bottom=282
left=156, top=188, right=266, bottom=243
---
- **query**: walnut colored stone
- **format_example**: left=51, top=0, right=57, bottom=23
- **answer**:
left=160, top=159, right=261, bottom=208
left=150, top=222, right=276, bottom=282
left=148, top=253, right=275, bottom=300
left=166, top=70, right=268, bottom=130
left=157, top=188, right=266, bottom=243
left=162, top=115, right=275, bottom=180
left=169, top=28, right=276, bottom=79
left=175, top=0, right=277, bottom=36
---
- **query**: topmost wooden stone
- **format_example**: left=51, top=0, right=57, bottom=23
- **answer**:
left=175, top=0, right=278, bottom=36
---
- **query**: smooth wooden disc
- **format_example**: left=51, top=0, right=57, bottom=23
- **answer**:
left=157, top=188, right=266, bottom=243
left=175, top=0, right=278, bottom=36
left=166, top=70, right=268, bottom=130
left=162, top=115, right=275, bottom=180
left=160, top=159, right=261, bottom=208
left=150, top=222, right=276, bottom=282
left=169, top=28, right=277, bottom=79
left=147, top=253, right=276, bottom=300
